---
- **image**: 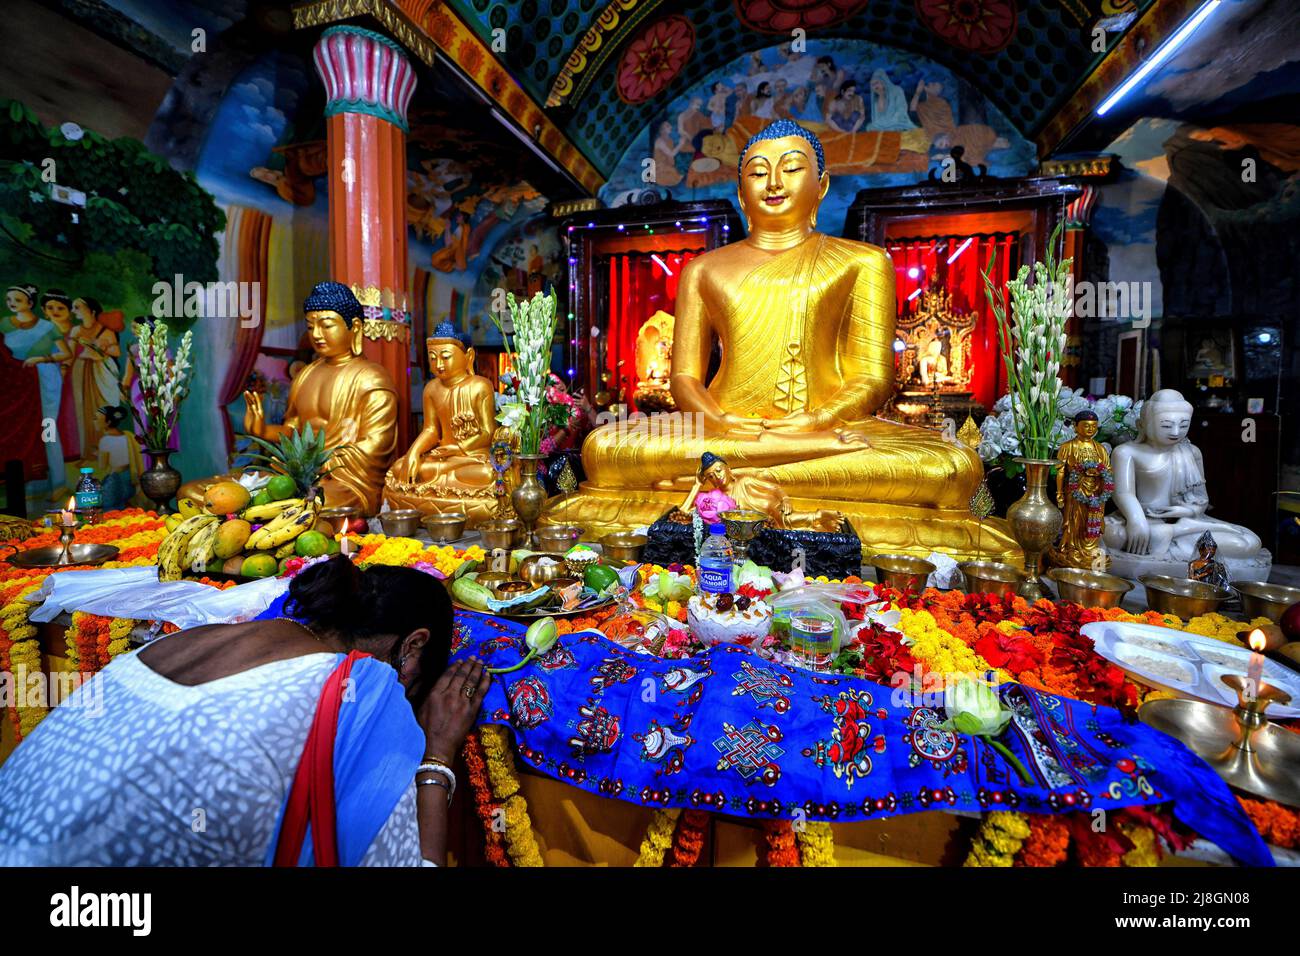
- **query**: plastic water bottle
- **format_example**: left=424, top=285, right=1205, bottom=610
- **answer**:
left=74, top=467, right=102, bottom=522
left=697, top=522, right=734, bottom=595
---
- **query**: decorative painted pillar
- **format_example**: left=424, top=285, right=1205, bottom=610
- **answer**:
left=313, top=25, right=416, bottom=450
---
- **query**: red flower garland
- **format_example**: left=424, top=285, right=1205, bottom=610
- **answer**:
left=462, top=731, right=511, bottom=867
left=669, top=809, right=709, bottom=867
left=759, top=819, right=799, bottom=867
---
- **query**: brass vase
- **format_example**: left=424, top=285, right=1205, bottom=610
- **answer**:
left=1005, top=457, right=1061, bottom=601
left=140, top=448, right=182, bottom=514
left=511, top=454, right=548, bottom=548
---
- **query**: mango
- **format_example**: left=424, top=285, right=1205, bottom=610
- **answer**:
left=214, top=519, right=253, bottom=559
left=204, top=480, right=251, bottom=516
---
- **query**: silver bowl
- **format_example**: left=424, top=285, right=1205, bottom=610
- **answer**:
left=1140, top=575, right=1233, bottom=617
left=1046, top=567, right=1133, bottom=609
left=1231, top=581, right=1300, bottom=623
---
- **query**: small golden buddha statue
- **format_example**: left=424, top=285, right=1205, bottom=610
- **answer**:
left=679, top=451, right=843, bottom=532
left=1048, top=411, right=1114, bottom=571
left=545, top=119, right=1015, bottom=559
left=181, top=282, right=398, bottom=514
left=383, top=323, right=501, bottom=524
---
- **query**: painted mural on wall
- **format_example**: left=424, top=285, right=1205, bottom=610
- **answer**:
left=466, top=214, right=563, bottom=348
left=0, top=99, right=222, bottom=508
left=599, top=39, right=1036, bottom=230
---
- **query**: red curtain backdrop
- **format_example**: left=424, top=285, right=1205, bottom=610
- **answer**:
left=601, top=250, right=694, bottom=410
left=218, top=206, right=273, bottom=454
left=887, top=234, right=1017, bottom=409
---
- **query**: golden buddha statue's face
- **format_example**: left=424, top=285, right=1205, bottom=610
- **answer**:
left=1075, top=418, right=1099, bottom=440
left=427, top=340, right=472, bottom=383
left=737, top=134, right=829, bottom=235
left=702, top=460, right=732, bottom=488
left=305, top=310, right=354, bottom=359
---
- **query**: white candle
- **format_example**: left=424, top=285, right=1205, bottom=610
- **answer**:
left=61, top=496, right=77, bottom=528
left=1247, top=629, right=1266, bottom=699
left=340, top=533, right=352, bottom=557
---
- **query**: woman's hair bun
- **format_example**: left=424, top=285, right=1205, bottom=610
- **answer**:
left=286, top=555, right=363, bottom=631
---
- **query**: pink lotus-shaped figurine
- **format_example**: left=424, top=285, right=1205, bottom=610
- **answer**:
left=695, top=490, right=737, bottom=524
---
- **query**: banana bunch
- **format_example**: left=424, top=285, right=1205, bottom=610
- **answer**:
left=241, top=497, right=307, bottom=522
left=245, top=498, right=320, bottom=551
left=157, top=514, right=221, bottom=581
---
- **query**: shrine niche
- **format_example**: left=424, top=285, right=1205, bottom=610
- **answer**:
left=845, top=178, right=1080, bottom=428
left=633, top=309, right=675, bottom=412
left=893, top=276, right=979, bottom=424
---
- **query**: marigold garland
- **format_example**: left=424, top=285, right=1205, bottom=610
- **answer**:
left=1237, top=796, right=1300, bottom=849
left=760, top=819, right=799, bottom=867
left=633, top=809, right=681, bottom=867
left=476, top=725, right=544, bottom=867
left=796, top=820, right=836, bottom=867
left=461, top=729, right=511, bottom=867
left=963, top=811, right=1031, bottom=866
left=1014, top=814, right=1070, bottom=867
left=669, top=809, right=709, bottom=866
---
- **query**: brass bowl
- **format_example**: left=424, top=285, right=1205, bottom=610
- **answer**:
left=318, top=506, right=362, bottom=535
left=518, top=552, right=568, bottom=586
left=492, top=579, right=534, bottom=601
left=1232, top=581, right=1300, bottom=623
left=422, top=512, right=468, bottom=543
left=379, top=509, right=422, bottom=538
left=480, top=519, right=522, bottom=551
left=1140, top=575, right=1233, bottom=617
left=536, top=525, right=584, bottom=552
left=959, top=561, right=1025, bottom=596
left=473, top=571, right=511, bottom=593
left=869, top=553, right=936, bottom=592
left=1046, top=567, right=1134, bottom=609
left=601, top=532, right=647, bottom=563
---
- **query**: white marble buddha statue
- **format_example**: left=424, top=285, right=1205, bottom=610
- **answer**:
left=1103, top=389, right=1264, bottom=566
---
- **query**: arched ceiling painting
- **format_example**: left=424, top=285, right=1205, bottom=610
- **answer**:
left=430, top=0, right=1147, bottom=179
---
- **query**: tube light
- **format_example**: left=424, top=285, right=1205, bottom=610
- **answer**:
left=1096, top=1, right=1221, bottom=117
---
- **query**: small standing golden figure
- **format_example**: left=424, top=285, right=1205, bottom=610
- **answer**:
left=1049, top=410, right=1115, bottom=571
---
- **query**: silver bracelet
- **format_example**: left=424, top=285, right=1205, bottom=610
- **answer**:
left=416, top=761, right=456, bottom=803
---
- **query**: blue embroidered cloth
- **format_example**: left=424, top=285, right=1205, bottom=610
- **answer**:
left=452, top=611, right=1273, bottom=866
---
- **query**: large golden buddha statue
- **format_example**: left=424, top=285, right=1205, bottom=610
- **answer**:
left=382, top=322, right=501, bottom=524
left=546, top=120, right=1015, bottom=559
left=181, top=282, right=398, bottom=514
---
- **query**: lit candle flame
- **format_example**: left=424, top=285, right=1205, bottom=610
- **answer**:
left=1249, top=629, right=1267, bottom=653
left=66, top=496, right=76, bottom=511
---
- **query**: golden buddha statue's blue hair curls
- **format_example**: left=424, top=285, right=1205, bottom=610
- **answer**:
left=738, top=119, right=825, bottom=178
left=304, top=280, right=364, bottom=327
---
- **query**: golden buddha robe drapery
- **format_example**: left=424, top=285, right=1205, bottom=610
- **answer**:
left=286, top=357, right=398, bottom=513
left=581, top=234, right=983, bottom=510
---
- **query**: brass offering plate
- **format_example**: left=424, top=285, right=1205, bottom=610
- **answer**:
left=5, top=543, right=120, bottom=569
left=1140, top=697, right=1300, bottom=808
left=452, top=595, right=616, bottom=621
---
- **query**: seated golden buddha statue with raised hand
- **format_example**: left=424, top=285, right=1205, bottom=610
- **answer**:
left=546, top=119, right=1015, bottom=559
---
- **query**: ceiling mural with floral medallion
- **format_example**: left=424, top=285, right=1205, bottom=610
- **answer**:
left=434, top=0, right=1165, bottom=178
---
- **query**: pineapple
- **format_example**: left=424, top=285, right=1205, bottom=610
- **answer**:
left=239, top=423, right=338, bottom=500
